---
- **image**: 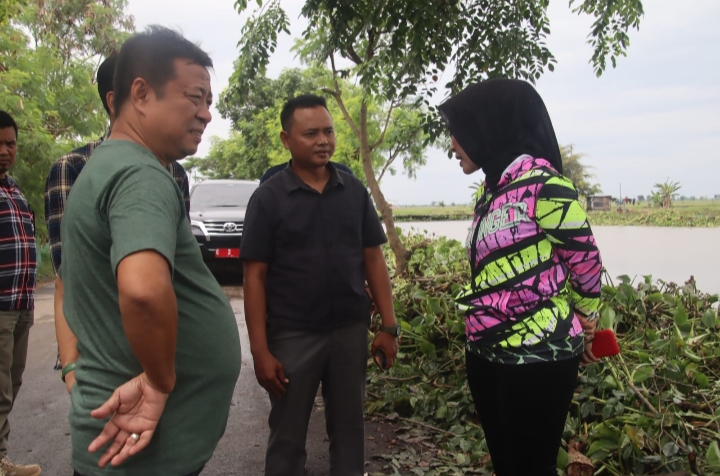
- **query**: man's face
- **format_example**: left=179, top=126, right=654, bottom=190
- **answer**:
left=281, top=106, right=336, bottom=167
left=0, top=127, right=17, bottom=178
left=142, top=59, right=212, bottom=162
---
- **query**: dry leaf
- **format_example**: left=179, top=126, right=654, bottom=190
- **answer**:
left=566, top=441, right=593, bottom=476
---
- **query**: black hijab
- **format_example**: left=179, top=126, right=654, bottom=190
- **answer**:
left=438, top=78, right=562, bottom=191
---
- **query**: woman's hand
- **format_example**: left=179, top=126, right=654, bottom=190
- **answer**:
left=577, top=313, right=600, bottom=367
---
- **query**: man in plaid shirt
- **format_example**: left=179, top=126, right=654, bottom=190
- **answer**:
left=0, top=110, right=42, bottom=476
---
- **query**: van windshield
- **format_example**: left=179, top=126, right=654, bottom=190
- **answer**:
left=191, top=182, right=258, bottom=208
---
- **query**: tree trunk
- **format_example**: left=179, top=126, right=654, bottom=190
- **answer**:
left=358, top=100, right=411, bottom=275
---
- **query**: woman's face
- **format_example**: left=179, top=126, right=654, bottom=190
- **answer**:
left=451, top=136, right=480, bottom=175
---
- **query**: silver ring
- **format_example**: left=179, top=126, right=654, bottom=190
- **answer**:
left=130, top=433, right=140, bottom=442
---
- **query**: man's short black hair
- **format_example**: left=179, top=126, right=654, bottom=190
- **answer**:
left=0, top=110, right=18, bottom=139
left=113, top=25, right=213, bottom=116
left=280, top=94, right=329, bottom=132
left=97, top=52, right=119, bottom=115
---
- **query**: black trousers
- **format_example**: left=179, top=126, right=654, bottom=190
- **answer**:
left=465, top=350, right=580, bottom=476
left=265, top=320, right=369, bottom=476
left=74, top=467, right=203, bottom=476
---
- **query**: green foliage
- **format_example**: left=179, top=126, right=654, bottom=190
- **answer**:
left=367, top=233, right=720, bottom=475
left=36, top=242, right=53, bottom=282
left=589, top=207, right=720, bottom=228
left=0, top=0, right=133, bottom=242
left=230, top=0, right=290, bottom=105
left=653, top=179, right=682, bottom=209
left=391, top=206, right=474, bottom=223
left=560, top=144, right=602, bottom=198
left=231, top=1, right=642, bottom=144
left=0, top=0, right=26, bottom=25
left=570, top=0, right=645, bottom=77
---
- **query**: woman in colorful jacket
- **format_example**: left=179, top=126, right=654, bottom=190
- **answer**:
left=437, top=78, right=603, bottom=476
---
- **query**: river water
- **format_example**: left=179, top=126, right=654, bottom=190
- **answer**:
left=395, top=221, right=720, bottom=295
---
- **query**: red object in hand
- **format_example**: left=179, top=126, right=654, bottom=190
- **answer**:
left=591, top=329, right=620, bottom=358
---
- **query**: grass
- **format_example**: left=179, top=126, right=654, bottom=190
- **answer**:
left=587, top=200, right=720, bottom=227
left=386, top=200, right=720, bottom=227
left=390, top=205, right=473, bottom=222
left=36, top=243, right=55, bottom=284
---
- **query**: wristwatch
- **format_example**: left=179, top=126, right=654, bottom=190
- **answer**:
left=379, top=324, right=401, bottom=337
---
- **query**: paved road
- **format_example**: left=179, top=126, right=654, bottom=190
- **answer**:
left=9, top=280, right=393, bottom=475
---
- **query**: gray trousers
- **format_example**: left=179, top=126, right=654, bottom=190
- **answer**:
left=0, top=310, right=33, bottom=457
left=265, top=319, right=368, bottom=476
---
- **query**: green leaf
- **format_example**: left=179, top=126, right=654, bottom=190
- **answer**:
left=427, top=298, right=442, bottom=315
left=600, top=374, right=619, bottom=391
left=624, top=425, right=645, bottom=449
left=708, top=441, right=720, bottom=467
left=436, top=405, right=447, bottom=420
left=648, top=292, right=663, bottom=303
left=695, top=372, right=710, bottom=389
left=632, top=366, right=654, bottom=384
left=581, top=401, right=595, bottom=418
left=674, top=306, right=688, bottom=327
left=413, top=288, right=428, bottom=300
left=702, top=309, right=717, bottom=329
left=423, top=313, right=436, bottom=327
left=556, top=447, right=568, bottom=469
left=599, top=307, right=616, bottom=329
left=418, top=340, right=436, bottom=357
left=662, top=442, right=680, bottom=457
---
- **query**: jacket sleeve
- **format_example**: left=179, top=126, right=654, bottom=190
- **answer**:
left=535, top=175, right=603, bottom=320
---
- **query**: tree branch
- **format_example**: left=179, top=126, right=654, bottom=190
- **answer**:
left=366, top=0, right=390, bottom=61
left=366, top=28, right=376, bottom=62
left=628, top=381, right=659, bottom=416
left=346, top=44, right=363, bottom=65
left=370, top=101, right=396, bottom=151
left=328, top=53, right=361, bottom=139
left=377, top=149, right=401, bottom=183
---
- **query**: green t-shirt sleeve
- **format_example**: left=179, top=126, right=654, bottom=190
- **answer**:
left=106, top=166, right=182, bottom=276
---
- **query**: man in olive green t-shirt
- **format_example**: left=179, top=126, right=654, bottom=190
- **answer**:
left=58, top=27, right=240, bottom=476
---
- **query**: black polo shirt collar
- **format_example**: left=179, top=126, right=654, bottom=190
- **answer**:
left=280, top=159, right=344, bottom=194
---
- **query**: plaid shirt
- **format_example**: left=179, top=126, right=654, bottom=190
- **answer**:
left=0, top=176, right=36, bottom=311
left=44, top=131, right=191, bottom=274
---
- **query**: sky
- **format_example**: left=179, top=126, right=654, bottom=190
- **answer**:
left=127, top=0, right=720, bottom=206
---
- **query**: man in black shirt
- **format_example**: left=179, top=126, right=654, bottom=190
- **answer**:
left=241, top=95, right=398, bottom=476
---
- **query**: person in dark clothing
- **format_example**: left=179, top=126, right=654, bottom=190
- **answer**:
left=241, top=94, right=399, bottom=476
left=438, top=79, right=603, bottom=476
left=0, top=110, right=42, bottom=476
